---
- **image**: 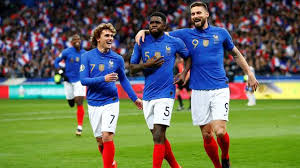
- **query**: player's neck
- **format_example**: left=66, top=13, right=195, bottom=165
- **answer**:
left=196, top=22, right=209, bottom=30
left=150, top=32, right=164, bottom=39
left=74, top=46, right=80, bottom=51
left=97, top=46, right=110, bottom=54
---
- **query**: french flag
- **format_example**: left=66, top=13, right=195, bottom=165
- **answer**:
left=179, top=18, right=187, bottom=27
left=82, top=40, right=90, bottom=48
left=22, top=52, right=32, bottom=64
left=227, top=23, right=234, bottom=31
left=102, top=16, right=111, bottom=23
left=275, top=16, right=283, bottom=26
left=167, top=14, right=174, bottom=24
left=119, top=48, right=126, bottom=55
left=19, top=18, right=28, bottom=27
left=83, top=17, right=92, bottom=25
left=18, top=57, right=26, bottom=66
left=217, top=1, right=227, bottom=11
left=215, top=19, right=225, bottom=28
left=77, top=1, right=84, bottom=8
left=285, top=24, right=292, bottom=32
left=293, top=0, right=300, bottom=9
left=116, top=7, right=124, bottom=17
left=240, top=17, right=251, bottom=25
left=271, top=57, right=280, bottom=69
left=266, top=0, right=273, bottom=6
left=122, top=15, right=130, bottom=24
left=252, top=14, right=263, bottom=26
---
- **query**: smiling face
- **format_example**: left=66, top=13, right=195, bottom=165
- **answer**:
left=190, top=6, right=209, bottom=29
left=97, top=29, right=114, bottom=51
left=149, top=16, right=165, bottom=37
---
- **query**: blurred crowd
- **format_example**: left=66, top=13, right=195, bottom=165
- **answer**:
left=0, top=0, right=299, bottom=79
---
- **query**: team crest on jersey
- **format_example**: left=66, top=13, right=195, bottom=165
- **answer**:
left=203, top=39, right=209, bottom=47
left=99, top=64, right=105, bottom=71
left=166, top=46, right=171, bottom=56
left=80, top=64, right=85, bottom=72
left=213, top=35, right=219, bottom=44
left=109, top=60, right=114, bottom=68
left=154, top=52, right=162, bottom=59
left=76, top=57, right=80, bottom=62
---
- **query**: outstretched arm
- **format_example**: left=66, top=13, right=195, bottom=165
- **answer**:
left=230, top=46, right=259, bottom=91
left=117, top=59, right=143, bottom=110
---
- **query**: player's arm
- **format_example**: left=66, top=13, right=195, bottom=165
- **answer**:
left=135, top=30, right=170, bottom=45
left=230, top=46, right=259, bottom=91
left=130, top=43, right=164, bottom=74
left=174, top=38, right=191, bottom=85
left=54, top=52, right=65, bottom=69
left=117, top=58, right=143, bottom=109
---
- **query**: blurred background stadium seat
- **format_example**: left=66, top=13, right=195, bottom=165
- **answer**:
left=0, top=0, right=299, bottom=79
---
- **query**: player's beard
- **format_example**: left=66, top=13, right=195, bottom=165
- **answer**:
left=193, top=18, right=206, bottom=30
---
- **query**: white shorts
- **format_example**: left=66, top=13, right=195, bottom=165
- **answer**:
left=143, top=98, right=174, bottom=130
left=64, top=81, right=86, bottom=100
left=88, top=102, right=119, bottom=137
left=191, top=88, right=230, bottom=126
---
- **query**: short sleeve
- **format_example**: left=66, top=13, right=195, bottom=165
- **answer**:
left=175, top=38, right=190, bottom=59
left=130, top=43, right=141, bottom=64
left=223, top=29, right=234, bottom=51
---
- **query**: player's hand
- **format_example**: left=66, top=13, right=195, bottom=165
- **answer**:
left=174, top=72, right=184, bottom=84
left=135, top=30, right=146, bottom=45
left=174, top=72, right=188, bottom=85
left=144, top=56, right=164, bottom=68
left=105, top=73, right=118, bottom=82
left=134, top=98, right=143, bottom=110
left=247, top=72, right=259, bottom=91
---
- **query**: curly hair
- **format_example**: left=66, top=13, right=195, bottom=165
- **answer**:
left=90, top=23, right=116, bottom=47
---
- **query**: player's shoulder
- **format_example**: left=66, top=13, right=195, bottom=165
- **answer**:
left=80, top=48, right=87, bottom=53
left=82, top=48, right=96, bottom=57
left=62, top=47, right=72, bottom=54
left=165, top=34, right=185, bottom=45
left=111, top=50, right=125, bottom=64
left=210, top=25, right=229, bottom=34
left=110, top=50, right=123, bottom=59
left=175, top=28, right=191, bottom=33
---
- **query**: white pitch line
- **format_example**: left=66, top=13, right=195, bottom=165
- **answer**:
left=0, top=112, right=143, bottom=122
left=1, top=106, right=299, bottom=122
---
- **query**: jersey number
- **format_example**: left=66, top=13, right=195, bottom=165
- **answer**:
left=225, top=103, right=229, bottom=113
left=145, top=51, right=150, bottom=61
left=110, top=115, right=115, bottom=124
left=164, top=106, right=170, bottom=116
left=90, top=64, right=95, bottom=72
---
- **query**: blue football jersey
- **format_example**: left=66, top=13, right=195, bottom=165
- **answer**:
left=169, top=26, right=235, bottom=90
left=131, top=34, right=189, bottom=100
left=54, top=47, right=86, bottom=83
left=80, top=48, right=137, bottom=106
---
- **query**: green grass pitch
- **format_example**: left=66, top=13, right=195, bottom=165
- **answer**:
left=0, top=99, right=300, bottom=168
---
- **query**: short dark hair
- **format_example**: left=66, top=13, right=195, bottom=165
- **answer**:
left=190, top=1, right=208, bottom=12
left=150, top=12, right=167, bottom=24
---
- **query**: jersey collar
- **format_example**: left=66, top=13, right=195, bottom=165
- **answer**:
left=96, top=48, right=112, bottom=56
left=149, top=33, right=166, bottom=42
left=194, top=24, right=211, bottom=33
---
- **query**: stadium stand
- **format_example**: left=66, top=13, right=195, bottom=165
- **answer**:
left=0, top=0, right=299, bottom=78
